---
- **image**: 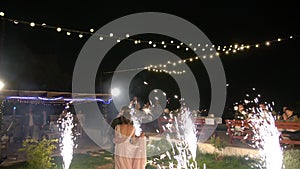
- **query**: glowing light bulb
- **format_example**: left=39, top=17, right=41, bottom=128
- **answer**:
left=193, top=47, right=197, bottom=51
left=99, top=36, right=103, bottom=40
left=255, top=44, right=259, bottom=48
left=66, top=32, right=71, bottom=36
left=13, top=20, right=19, bottom=24
left=0, top=80, right=4, bottom=90
left=125, top=34, right=130, bottom=38
left=109, top=33, right=113, bottom=37
left=185, top=48, right=189, bottom=51
left=117, top=39, right=121, bottom=43
left=111, top=88, right=120, bottom=96
left=90, top=28, right=94, bottom=33
left=149, top=41, right=152, bottom=44
left=0, top=12, right=4, bottom=17
left=290, top=36, right=293, bottom=39
left=177, top=45, right=180, bottom=49
left=170, top=40, right=174, bottom=43
left=266, top=41, right=270, bottom=46
left=277, top=38, right=281, bottom=41
left=78, top=34, right=83, bottom=38
left=161, top=41, right=165, bottom=44
left=57, top=27, right=62, bottom=32
left=42, top=23, right=46, bottom=27
left=30, top=22, right=35, bottom=27
left=163, top=45, right=167, bottom=48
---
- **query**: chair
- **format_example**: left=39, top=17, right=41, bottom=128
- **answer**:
left=225, top=119, right=253, bottom=144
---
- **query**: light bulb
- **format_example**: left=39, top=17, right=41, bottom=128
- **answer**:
left=30, top=22, right=35, bottom=27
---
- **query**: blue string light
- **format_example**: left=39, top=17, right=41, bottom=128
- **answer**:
left=5, top=96, right=112, bottom=104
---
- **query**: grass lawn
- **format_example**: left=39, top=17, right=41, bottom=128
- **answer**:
left=1, top=150, right=260, bottom=169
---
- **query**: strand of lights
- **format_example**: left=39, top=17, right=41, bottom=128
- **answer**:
left=0, top=11, right=297, bottom=55
left=1, top=11, right=298, bottom=76
left=103, top=52, right=218, bottom=75
left=5, top=96, right=113, bottom=104
left=103, top=65, right=187, bottom=75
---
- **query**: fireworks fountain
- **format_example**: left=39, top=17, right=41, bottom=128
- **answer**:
left=171, top=106, right=198, bottom=168
left=58, top=104, right=76, bottom=169
left=238, top=90, right=283, bottom=169
left=146, top=100, right=198, bottom=169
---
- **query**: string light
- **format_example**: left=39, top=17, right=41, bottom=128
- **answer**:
left=1, top=11, right=299, bottom=75
left=1, top=14, right=297, bottom=57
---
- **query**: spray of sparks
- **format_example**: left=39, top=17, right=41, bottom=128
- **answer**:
left=238, top=90, right=283, bottom=169
left=58, top=104, right=77, bottom=169
left=148, top=101, right=198, bottom=169
left=171, top=106, right=198, bottom=168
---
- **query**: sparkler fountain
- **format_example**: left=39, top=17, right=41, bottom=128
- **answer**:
left=239, top=91, right=283, bottom=169
left=147, top=99, right=198, bottom=169
left=58, top=103, right=77, bottom=169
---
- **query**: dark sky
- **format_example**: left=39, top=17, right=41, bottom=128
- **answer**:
left=0, top=1, right=299, bottom=111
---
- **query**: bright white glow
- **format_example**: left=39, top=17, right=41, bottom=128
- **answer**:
left=226, top=83, right=229, bottom=87
left=111, top=88, right=120, bottom=96
left=13, top=20, right=19, bottom=24
left=30, top=22, right=35, bottom=27
left=125, top=34, right=130, bottom=38
left=266, top=41, right=270, bottom=46
left=60, top=110, right=75, bottom=169
left=0, top=12, right=4, bottom=17
left=78, top=34, right=83, bottom=38
left=234, top=106, right=238, bottom=111
left=143, top=81, right=148, bottom=85
left=109, top=33, right=113, bottom=37
left=66, top=32, right=71, bottom=36
left=174, top=95, right=178, bottom=99
left=248, top=108, right=283, bottom=169
left=0, top=81, right=4, bottom=90
left=117, top=39, right=121, bottom=43
left=149, top=41, right=152, bottom=44
left=57, top=27, right=62, bottom=32
left=255, top=44, right=259, bottom=48
left=42, top=23, right=46, bottom=27
left=90, top=28, right=94, bottom=33
left=99, top=36, right=103, bottom=40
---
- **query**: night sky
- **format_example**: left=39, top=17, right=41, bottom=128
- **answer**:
left=0, top=1, right=299, bottom=112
